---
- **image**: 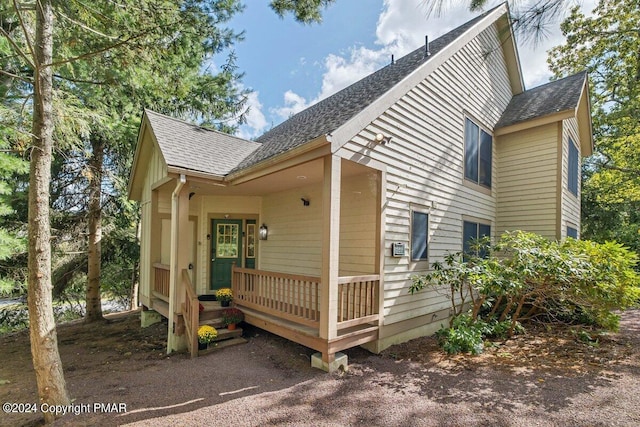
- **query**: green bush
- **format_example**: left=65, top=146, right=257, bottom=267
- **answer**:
left=411, top=231, right=640, bottom=353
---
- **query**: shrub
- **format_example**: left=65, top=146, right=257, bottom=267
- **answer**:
left=411, top=231, right=640, bottom=353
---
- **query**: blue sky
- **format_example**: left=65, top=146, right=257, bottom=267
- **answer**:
left=227, top=0, right=596, bottom=139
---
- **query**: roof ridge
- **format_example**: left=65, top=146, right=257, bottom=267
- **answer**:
left=231, top=5, right=507, bottom=173
left=519, top=71, right=586, bottom=95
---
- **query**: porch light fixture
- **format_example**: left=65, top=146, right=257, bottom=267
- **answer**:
left=374, top=133, right=391, bottom=145
left=259, top=224, right=268, bottom=240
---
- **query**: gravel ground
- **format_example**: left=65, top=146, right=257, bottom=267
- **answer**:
left=1, top=310, right=638, bottom=427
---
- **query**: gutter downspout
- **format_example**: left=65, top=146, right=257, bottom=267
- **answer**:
left=167, top=174, right=186, bottom=353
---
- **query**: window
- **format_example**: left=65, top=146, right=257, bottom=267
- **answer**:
left=567, top=226, right=578, bottom=239
left=463, top=220, right=491, bottom=259
left=568, top=138, right=579, bottom=196
left=464, top=118, right=492, bottom=189
left=411, top=211, right=429, bottom=261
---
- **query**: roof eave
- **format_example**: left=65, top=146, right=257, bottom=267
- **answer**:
left=166, top=166, right=226, bottom=183
left=226, top=135, right=331, bottom=184
left=494, top=109, right=574, bottom=136
left=576, top=75, right=594, bottom=156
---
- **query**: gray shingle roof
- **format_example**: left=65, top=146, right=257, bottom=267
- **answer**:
left=145, top=109, right=261, bottom=177
left=232, top=6, right=501, bottom=172
left=495, top=71, right=587, bottom=129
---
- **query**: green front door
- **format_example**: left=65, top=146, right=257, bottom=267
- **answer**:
left=210, top=219, right=242, bottom=291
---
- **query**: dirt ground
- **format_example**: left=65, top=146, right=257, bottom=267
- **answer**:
left=1, top=309, right=639, bottom=427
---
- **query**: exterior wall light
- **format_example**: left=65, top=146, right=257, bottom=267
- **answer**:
left=259, top=224, right=268, bottom=240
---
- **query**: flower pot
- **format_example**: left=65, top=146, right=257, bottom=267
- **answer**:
left=198, top=342, right=208, bottom=350
left=227, top=323, right=237, bottom=331
left=221, top=300, right=230, bottom=307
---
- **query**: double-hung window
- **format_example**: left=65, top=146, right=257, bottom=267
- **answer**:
left=463, top=220, right=491, bottom=259
left=464, top=118, right=492, bottom=189
left=568, top=138, right=579, bottom=196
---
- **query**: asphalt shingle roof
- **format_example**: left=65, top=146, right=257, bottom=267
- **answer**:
left=144, top=109, right=261, bottom=177
left=495, top=71, right=587, bottom=129
left=231, top=6, right=500, bottom=172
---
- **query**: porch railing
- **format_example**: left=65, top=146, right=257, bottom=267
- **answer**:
left=337, top=275, right=380, bottom=330
left=232, top=267, right=321, bottom=328
left=182, top=269, right=199, bottom=358
left=153, top=263, right=170, bottom=301
left=232, top=267, right=380, bottom=331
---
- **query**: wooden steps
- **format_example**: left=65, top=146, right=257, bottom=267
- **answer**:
left=196, top=301, right=246, bottom=353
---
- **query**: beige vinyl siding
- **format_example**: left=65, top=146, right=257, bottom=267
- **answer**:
left=339, top=23, right=512, bottom=326
left=138, top=140, right=170, bottom=305
left=260, top=183, right=323, bottom=277
left=561, top=118, right=581, bottom=238
left=339, top=173, right=378, bottom=276
left=495, top=123, right=558, bottom=239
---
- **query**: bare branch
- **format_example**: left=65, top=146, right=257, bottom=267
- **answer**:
left=12, top=0, right=36, bottom=65
left=0, top=68, right=32, bottom=83
left=0, top=26, right=34, bottom=69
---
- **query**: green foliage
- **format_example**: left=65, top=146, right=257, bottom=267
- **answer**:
left=435, top=314, right=522, bottom=355
left=269, top=0, right=337, bottom=24
left=412, top=231, right=640, bottom=353
left=548, top=0, right=640, bottom=263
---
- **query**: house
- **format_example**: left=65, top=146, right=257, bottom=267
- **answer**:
left=128, top=3, right=592, bottom=372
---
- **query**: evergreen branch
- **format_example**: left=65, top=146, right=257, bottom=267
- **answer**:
left=54, top=10, right=119, bottom=40
left=0, top=26, right=34, bottom=69
left=53, top=74, right=105, bottom=85
left=0, top=68, right=32, bottom=83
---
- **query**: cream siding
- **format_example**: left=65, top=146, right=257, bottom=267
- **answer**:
left=495, top=123, right=558, bottom=239
left=260, top=184, right=323, bottom=277
left=338, top=23, right=513, bottom=326
left=138, top=137, right=170, bottom=306
left=561, top=118, right=581, bottom=238
left=339, top=173, right=378, bottom=276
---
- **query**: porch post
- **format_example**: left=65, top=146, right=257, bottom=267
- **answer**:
left=168, top=175, right=190, bottom=353
left=320, top=155, right=341, bottom=360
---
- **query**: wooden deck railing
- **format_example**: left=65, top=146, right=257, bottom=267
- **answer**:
left=337, top=275, right=380, bottom=330
left=232, top=267, right=321, bottom=328
left=153, top=263, right=170, bottom=301
left=182, top=270, right=199, bottom=358
left=232, top=267, right=380, bottom=332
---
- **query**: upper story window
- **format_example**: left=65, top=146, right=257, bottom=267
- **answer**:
left=411, top=211, right=429, bottom=261
left=464, top=118, right=492, bottom=189
left=568, top=138, right=579, bottom=196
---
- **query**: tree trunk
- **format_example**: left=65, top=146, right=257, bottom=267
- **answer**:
left=27, top=1, right=71, bottom=422
left=85, top=136, right=104, bottom=322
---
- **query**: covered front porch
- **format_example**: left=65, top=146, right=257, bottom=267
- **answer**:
left=142, top=152, right=385, bottom=370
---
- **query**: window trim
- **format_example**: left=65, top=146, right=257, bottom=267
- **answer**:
left=462, top=218, right=492, bottom=259
left=463, top=116, right=493, bottom=191
left=410, top=210, right=429, bottom=262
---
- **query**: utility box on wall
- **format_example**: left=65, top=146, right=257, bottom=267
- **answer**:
left=391, top=242, right=405, bottom=257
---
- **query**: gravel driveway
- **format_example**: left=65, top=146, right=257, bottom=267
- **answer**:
left=2, top=310, right=638, bottom=427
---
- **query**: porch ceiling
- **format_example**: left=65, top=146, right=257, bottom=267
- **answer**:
left=184, top=158, right=370, bottom=196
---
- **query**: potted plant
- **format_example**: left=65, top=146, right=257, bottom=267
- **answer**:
left=197, top=325, right=218, bottom=350
left=215, top=288, right=233, bottom=307
left=222, top=308, right=244, bottom=330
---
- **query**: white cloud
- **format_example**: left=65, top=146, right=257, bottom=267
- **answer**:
left=236, top=90, right=268, bottom=140
left=269, top=0, right=599, bottom=129
left=272, top=90, right=311, bottom=119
